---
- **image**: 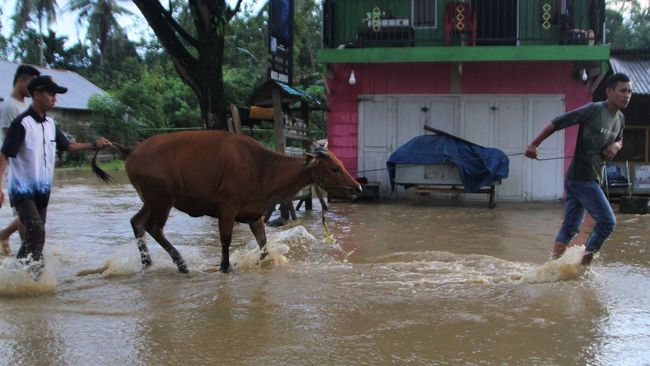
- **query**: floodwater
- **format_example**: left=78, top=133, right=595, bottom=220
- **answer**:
left=1, top=170, right=649, bottom=365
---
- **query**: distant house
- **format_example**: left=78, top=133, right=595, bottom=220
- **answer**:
left=0, top=60, right=105, bottom=138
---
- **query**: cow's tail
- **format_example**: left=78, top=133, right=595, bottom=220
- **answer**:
left=91, top=141, right=133, bottom=183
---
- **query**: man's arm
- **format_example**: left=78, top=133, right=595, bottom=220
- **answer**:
left=602, top=116, right=625, bottom=161
left=525, top=123, right=557, bottom=159
left=67, top=137, right=111, bottom=152
left=602, top=140, right=623, bottom=161
left=56, top=127, right=111, bottom=152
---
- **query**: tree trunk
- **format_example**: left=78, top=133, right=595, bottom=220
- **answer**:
left=197, top=31, right=227, bottom=130
left=133, top=0, right=229, bottom=131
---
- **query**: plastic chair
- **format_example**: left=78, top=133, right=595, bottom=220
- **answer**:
left=604, top=161, right=632, bottom=198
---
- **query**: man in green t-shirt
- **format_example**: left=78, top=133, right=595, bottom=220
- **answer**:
left=525, top=73, right=632, bottom=266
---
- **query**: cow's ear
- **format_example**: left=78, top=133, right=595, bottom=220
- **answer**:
left=305, top=153, right=317, bottom=167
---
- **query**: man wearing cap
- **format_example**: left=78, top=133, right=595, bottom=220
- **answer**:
left=0, top=75, right=111, bottom=279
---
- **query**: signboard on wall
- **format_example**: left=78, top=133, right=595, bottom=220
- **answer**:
left=633, top=163, right=650, bottom=194
left=268, top=0, right=294, bottom=84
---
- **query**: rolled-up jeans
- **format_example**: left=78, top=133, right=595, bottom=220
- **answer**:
left=14, top=199, right=47, bottom=262
left=555, top=180, right=616, bottom=252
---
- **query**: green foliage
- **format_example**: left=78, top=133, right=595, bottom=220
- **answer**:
left=606, top=0, right=650, bottom=50
left=304, top=83, right=327, bottom=140
left=66, top=0, right=132, bottom=60
left=222, top=1, right=328, bottom=142
left=114, top=69, right=181, bottom=129
left=0, top=10, right=8, bottom=59
left=81, top=33, right=144, bottom=89
left=293, top=0, right=323, bottom=85
left=87, top=93, right=142, bottom=145
left=223, top=6, right=267, bottom=105
left=12, top=0, right=60, bottom=64
left=11, top=0, right=59, bottom=34
left=86, top=63, right=202, bottom=143
left=5, top=0, right=327, bottom=150
left=11, top=30, right=73, bottom=70
left=10, top=28, right=41, bottom=64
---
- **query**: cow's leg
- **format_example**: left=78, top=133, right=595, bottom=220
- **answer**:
left=218, top=215, right=236, bottom=273
left=145, top=205, right=189, bottom=274
left=131, top=205, right=152, bottom=267
left=249, top=218, right=268, bottom=262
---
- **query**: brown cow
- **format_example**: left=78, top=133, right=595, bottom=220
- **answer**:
left=92, top=131, right=361, bottom=273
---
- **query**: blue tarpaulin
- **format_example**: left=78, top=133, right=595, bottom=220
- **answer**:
left=386, top=134, right=510, bottom=192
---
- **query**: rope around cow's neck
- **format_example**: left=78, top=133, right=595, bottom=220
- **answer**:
left=310, top=171, right=337, bottom=244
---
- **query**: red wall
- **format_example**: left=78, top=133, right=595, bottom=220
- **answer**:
left=326, top=61, right=592, bottom=175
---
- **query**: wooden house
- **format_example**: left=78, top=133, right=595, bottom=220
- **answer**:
left=317, top=0, right=610, bottom=201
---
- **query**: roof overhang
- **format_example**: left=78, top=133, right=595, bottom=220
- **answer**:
left=249, top=80, right=327, bottom=111
left=610, top=53, right=650, bottom=95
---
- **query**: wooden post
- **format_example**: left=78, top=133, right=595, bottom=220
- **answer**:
left=272, top=85, right=285, bottom=154
left=271, top=84, right=292, bottom=223
left=301, top=101, right=314, bottom=211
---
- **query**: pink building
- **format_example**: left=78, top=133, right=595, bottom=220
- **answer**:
left=317, top=0, right=610, bottom=201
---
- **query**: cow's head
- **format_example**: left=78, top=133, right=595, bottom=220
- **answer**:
left=305, top=146, right=362, bottom=199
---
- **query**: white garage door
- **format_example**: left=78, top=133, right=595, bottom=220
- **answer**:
left=358, top=95, right=565, bottom=201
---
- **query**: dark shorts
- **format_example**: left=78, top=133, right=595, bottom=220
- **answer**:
left=14, top=199, right=47, bottom=262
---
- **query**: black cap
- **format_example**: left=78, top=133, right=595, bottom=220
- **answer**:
left=27, top=75, right=68, bottom=95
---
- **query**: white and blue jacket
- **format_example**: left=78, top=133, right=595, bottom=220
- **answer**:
left=1, top=106, right=70, bottom=208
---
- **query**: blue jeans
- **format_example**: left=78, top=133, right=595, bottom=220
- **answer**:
left=555, top=180, right=616, bottom=252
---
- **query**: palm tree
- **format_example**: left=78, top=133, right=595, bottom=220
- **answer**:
left=12, top=0, right=59, bottom=65
left=66, top=0, right=132, bottom=67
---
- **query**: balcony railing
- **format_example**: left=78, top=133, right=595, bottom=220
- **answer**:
left=323, top=0, right=605, bottom=48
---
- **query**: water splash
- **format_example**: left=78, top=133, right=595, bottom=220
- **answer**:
left=361, top=248, right=591, bottom=288
left=0, top=255, right=58, bottom=296
left=520, top=246, right=588, bottom=283
left=76, top=245, right=143, bottom=277
left=231, top=226, right=316, bottom=271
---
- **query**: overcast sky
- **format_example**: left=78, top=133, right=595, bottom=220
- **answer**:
left=1, top=0, right=262, bottom=48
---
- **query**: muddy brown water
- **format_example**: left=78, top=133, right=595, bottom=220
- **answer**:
left=1, top=170, right=649, bottom=365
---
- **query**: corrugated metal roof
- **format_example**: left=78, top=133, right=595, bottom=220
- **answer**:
left=610, top=54, right=650, bottom=95
left=0, top=60, right=105, bottom=110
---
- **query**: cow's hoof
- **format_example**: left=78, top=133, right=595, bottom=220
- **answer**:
left=177, top=264, right=189, bottom=274
left=174, top=259, right=189, bottom=273
left=219, top=264, right=230, bottom=273
left=259, top=250, right=269, bottom=261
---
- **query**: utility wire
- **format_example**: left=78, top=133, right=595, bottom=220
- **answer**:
left=350, top=152, right=574, bottom=175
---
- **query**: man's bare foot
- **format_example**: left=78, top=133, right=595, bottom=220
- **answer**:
left=581, top=251, right=594, bottom=266
left=552, top=242, right=568, bottom=260
left=1, top=239, right=9, bottom=256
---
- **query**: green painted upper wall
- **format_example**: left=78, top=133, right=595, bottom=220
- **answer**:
left=324, top=0, right=602, bottom=47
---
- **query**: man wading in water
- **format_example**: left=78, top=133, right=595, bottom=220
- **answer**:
left=525, top=73, right=632, bottom=266
left=0, top=75, right=111, bottom=280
